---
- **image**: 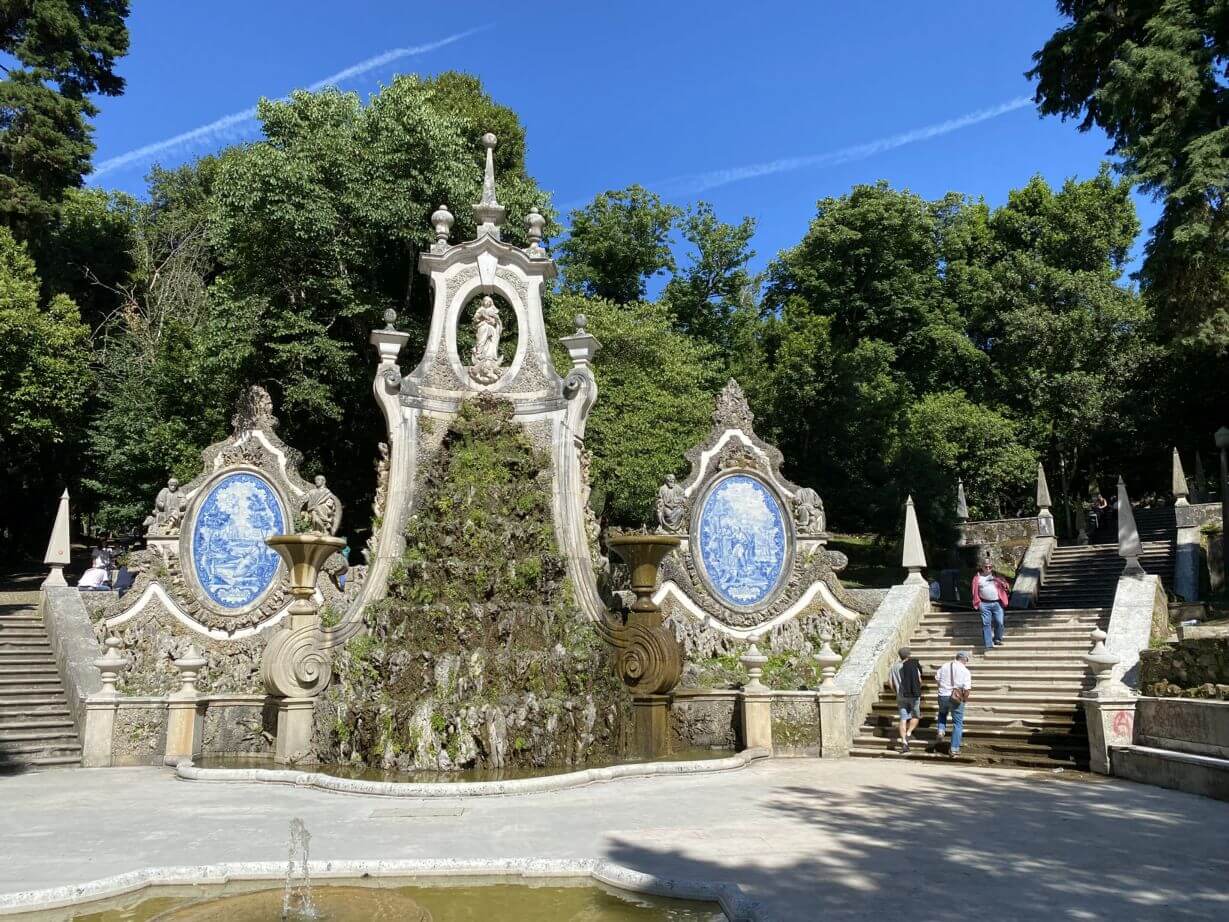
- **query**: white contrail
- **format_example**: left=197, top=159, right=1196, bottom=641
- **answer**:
left=662, top=96, right=1034, bottom=195
left=92, top=25, right=492, bottom=179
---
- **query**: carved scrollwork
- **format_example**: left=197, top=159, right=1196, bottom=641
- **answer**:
left=612, top=620, right=682, bottom=696
left=381, top=366, right=403, bottom=390
left=261, top=623, right=332, bottom=698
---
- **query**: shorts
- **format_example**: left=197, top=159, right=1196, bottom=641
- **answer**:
left=897, top=697, right=921, bottom=720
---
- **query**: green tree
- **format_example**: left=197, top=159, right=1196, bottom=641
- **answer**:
left=662, top=202, right=756, bottom=356
left=952, top=171, right=1154, bottom=531
left=0, top=226, right=91, bottom=551
left=547, top=292, right=718, bottom=526
left=0, top=0, right=130, bottom=238
left=1030, top=0, right=1229, bottom=348
left=558, top=185, right=680, bottom=304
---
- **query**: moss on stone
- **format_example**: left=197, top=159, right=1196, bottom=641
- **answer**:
left=319, top=397, right=630, bottom=770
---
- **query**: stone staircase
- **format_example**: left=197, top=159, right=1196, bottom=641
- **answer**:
left=1037, top=507, right=1175, bottom=610
left=851, top=606, right=1108, bottom=768
left=0, top=602, right=81, bottom=772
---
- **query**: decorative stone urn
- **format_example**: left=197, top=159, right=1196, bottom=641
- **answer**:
left=261, top=533, right=346, bottom=763
left=606, top=533, right=682, bottom=758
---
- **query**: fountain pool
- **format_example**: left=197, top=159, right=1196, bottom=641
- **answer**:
left=17, top=879, right=727, bottom=921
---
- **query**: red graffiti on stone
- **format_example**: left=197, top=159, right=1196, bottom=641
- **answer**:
left=1112, top=710, right=1134, bottom=739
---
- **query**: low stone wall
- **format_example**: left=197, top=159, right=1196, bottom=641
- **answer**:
left=1140, top=637, right=1229, bottom=701
left=1106, top=573, right=1169, bottom=688
left=1134, top=697, right=1229, bottom=759
left=99, top=695, right=275, bottom=767
left=669, top=689, right=737, bottom=751
left=769, top=693, right=820, bottom=756
left=834, top=582, right=930, bottom=732
left=958, top=517, right=1040, bottom=573
left=1009, top=535, right=1056, bottom=609
left=40, top=588, right=102, bottom=735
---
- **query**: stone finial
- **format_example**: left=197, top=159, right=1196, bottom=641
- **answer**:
left=741, top=640, right=768, bottom=691
left=712, top=379, right=754, bottom=431
left=172, top=645, right=208, bottom=699
left=1172, top=447, right=1190, bottom=506
left=525, top=206, right=546, bottom=256
left=382, top=308, right=398, bottom=332
left=902, top=495, right=927, bottom=585
left=231, top=384, right=277, bottom=433
left=813, top=632, right=842, bottom=688
left=1216, top=426, right=1229, bottom=452
left=1036, top=463, right=1053, bottom=514
left=1082, top=627, right=1121, bottom=696
left=1117, top=476, right=1144, bottom=576
left=42, top=489, right=71, bottom=588
left=955, top=479, right=969, bottom=522
left=94, top=637, right=127, bottom=698
left=473, top=132, right=506, bottom=240
left=574, top=314, right=587, bottom=335
left=430, top=204, right=454, bottom=253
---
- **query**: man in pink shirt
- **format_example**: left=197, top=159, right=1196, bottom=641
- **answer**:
left=970, top=559, right=1010, bottom=649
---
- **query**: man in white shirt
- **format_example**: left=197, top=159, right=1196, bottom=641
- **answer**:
left=77, top=565, right=111, bottom=591
left=935, top=651, right=972, bottom=756
left=970, top=559, right=1009, bottom=649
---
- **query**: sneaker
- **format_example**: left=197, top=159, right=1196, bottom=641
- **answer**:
left=993, top=639, right=1004, bottom=646
left=950, top=749, right=960, bottom=757
left=901, top=742, right=911, bottom=754
left=936, top=727, right=946, bottom=740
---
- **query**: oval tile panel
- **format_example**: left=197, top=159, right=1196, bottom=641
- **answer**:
left=190, top=471, right=285, bottom=611
left=695, top=473, right=789, bottom=609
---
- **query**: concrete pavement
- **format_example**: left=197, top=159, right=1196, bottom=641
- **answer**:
left=1, top=758, right=1226, bottom=920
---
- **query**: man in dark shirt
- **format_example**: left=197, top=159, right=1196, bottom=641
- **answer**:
left=889, top=646, right=924, bottom=753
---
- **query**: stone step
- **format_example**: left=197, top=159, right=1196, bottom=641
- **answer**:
left=0, top=656, right=59, bottom=668
left=0, top=698, right=72, bottom=713
left=0, top=716, right=74, bottom=731
left=1109, top=746, right=1229, bottom=802
left=0, top=742, right=82, bottom=761
left=848, top=746, right=1084, bottom=770
left=0, top=641, right=51, bottom=651
left=907, top=642, right=1093, bottom=655
left=868, top=703, right=1085, bottom=723
left=856, top=726, right=1087, bottom=746
left=0, top=727, right=79, bottom=743
left=0, top=683, right=66, bottom=698
left=0, top=754, right=82, bottom=772
left=0, top=626, right=51, bottom=636
left=0, top=673, right=60, bottom=688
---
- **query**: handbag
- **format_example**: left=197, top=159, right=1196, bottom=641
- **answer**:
left=947, top=663, right=971, bottom=703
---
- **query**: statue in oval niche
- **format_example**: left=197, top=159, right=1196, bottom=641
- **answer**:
left=468, top=294, right=505, bottom=385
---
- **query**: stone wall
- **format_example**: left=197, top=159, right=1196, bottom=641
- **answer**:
left=957, top=517, right=1039, bottom=571
left=769, top=693, right=820, bottom=756
left=669, top=690, right=737, bottom=751
left=1140, top=638, right=1229, bottom=701
left=102, top=696, right=276, bottom=766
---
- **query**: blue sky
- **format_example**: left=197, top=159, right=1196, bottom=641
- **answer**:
left=89, top=1, right=1157, bottom=280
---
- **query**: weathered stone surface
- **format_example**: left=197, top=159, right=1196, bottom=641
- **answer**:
left=1106, top=573, right=1168, bottom=687
left=668, top=691, right=737, bottom=751
left=41, top=587, right=103, bottom=732
left=317, top=400, right=629, bottom=772
left=1140, top=637, right=1229, bottom=700
left=769, top=695, right=820, bottom=756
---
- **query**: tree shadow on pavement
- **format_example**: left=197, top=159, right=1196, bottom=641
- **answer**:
left=604, top=767, right=1229, bottom=921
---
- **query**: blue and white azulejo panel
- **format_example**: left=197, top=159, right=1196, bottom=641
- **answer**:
left=695, top=473, right=788, bottom=609
left=191, top=472, right=285, bottom=610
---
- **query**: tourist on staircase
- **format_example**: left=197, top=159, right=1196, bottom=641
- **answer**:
left=971, top=559, right=1009, bottom=650
left=934, top=651, right=972, bottom=757
left=889, top=647, right=924, bottom=753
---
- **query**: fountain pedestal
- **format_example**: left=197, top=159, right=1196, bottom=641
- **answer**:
left=261, top=534, right=345, bottom=763
left=606, top=534, right=682, bottom=759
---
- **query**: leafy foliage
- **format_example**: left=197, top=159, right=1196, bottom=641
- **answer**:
left=1030, top=0, right=1229, bottom=349
left=557, top=185, right=680, bottom=303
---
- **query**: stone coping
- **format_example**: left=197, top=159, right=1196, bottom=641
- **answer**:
left=174, top=748, right=771, bottom=798
left=0, top=857, right=767, bottom=921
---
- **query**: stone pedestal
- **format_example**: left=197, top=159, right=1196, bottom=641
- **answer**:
left=1175, top=523, right=1201, bottom=601
left=632, top=695, right=671, bottom=759
left=1083, top=694, right=1137, bottom=775
left=164, top=647, right=207, bottom=762
left=740, top=691, right=773, bottom=751
left=818, top=688, right=849, bottom=758
left=81, top=698, right=118, bottom=768
left=274, top=698, right=317, bottom=764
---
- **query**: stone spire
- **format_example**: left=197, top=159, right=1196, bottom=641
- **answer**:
left=902, top=495, right=927, bottom=585
left=955, top=478, right=969, bottom=522
left=1172, top=447, right=1190, bottom=506
left=472, top=132, right=505, bottom=240
left=1036, top=463, right=1053, bottom=515
left=1117, top=476, right=1144, bottom=576
left=42, top=489, right=71, bottom=588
